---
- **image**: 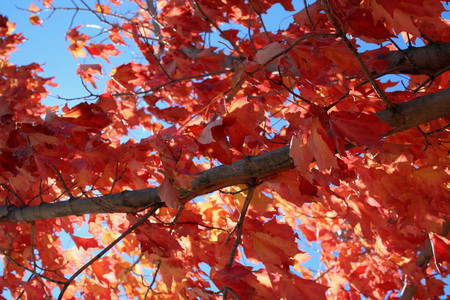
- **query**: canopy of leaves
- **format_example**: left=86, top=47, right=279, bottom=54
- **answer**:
left=0, top=0, right=449, bottom=299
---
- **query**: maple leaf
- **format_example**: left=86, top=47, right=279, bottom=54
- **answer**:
left=213, top=265, right=260, bottom=299
left=23, top=282, right=46, bottom=300
left=95, top=3, right=111, bottom=14
left=66, top=26, right=89, bottom=59
left=158, top=177, right=181, bottom=209
left=29, top=15, right=42, bottom=26
left=429, top=233, right=450, bottom=274
left=290, top=117, right=338, bottom=176
left=329, top=111, right=392, bottom=148
left=62, top=102, right=111, bottom=129
left=85, top=43, right=121, bottom=63
left=71, top=235, right=101, bottom=251
left=28, top=3, right=40, bottom=13
left=255, top=42, right=285, bottom=65
left=76, top=64, right=102, bottom=89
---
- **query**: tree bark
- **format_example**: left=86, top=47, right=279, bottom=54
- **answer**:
left=1, top=86, right=449, bottom=222
left=383, top=42, right=450, bottom=75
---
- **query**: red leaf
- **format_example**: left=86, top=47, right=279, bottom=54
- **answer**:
left=72, top=235, right=100, bottom=250
left=132, top=219, right=183, bottom=256
left=329, top=111, right=391, bottom=148
left=430, top=232, right=450, bottom=274
left=85, top=43, right=121, bottom=63
left=76, top=64, right=102, bottom=89
left=158, top=177, right=181, bottom=209
left=291, top=117, right=338, bottom=175
left=213, top=265, right=259, bottom=299
left=23, top=282, right=46, bottom=300
left=255, top=42, right=285, bottom=65
left=62, top=102, right=111, bottom=129
left=96, top=92, right=117, bottom=112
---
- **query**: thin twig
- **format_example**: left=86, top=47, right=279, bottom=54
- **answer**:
left=49, top=165, right=75, bottom=199
left=248, top=1, right=272, bottom=43
left=144, top=260, right=162, bottom=298
left=57, top=204, right=162, bottom=300
left=1, top=184, right=25, bottom=207
left=113, top=69, right=233, bottom=97
left=320, top=0, right=395, bottom=109
left=223, top=286, right=241, bottom=300
left=303, top=0, right=315, bottom=30
left=191, top=0, right=244, bottom=57
left=0, top=249, right=66, bottom=285
left=412, top=65, right=450, bottom=93
left=226, top=185, right=256, bottom=266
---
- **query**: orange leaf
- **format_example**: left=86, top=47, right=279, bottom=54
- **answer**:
left=290, top=130, right=314, bottom=177
left=29, top=14, right=42, bottom=26
left=251, top=231, right=298, bottom=265
left=28, top=3, right=40, bottom=13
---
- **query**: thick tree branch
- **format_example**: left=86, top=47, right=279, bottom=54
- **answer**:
left=383, top=42, right=450, bottom=75
left=0, top=88, right=449, bottom=222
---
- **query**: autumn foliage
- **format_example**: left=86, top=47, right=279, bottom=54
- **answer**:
left=0, top=0, right=450, bottom=299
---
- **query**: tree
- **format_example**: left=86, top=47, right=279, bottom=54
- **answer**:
left=0, top=0, right=449, bottom=298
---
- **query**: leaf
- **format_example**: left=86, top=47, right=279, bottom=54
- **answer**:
left=429, top=233, right=450, bottom=274
left=29, top=14, right=42, bottom=26
left=158, top=177, right=181, bottom=209
left=213, top=265, right=259, bottom=299
left=76, top=64, right=102, bottom=89
left=276, top=274, right=328, bottom=300
left=290, top=130, right=314, bottom=177
left=329, top=111, right=391, bottom=148
left=310, top=117, right=338, bottom=171
left=291, top=117, right=338, bottom=174
left=251, top=231, right=298, bottom=265
left=66, top=26, right=89, bottom=58
left=62, top=102, right=111, bottom=129
left=96, top=92, right=117, bottom=112
left=132, top=219, right=183, bottom=256
left=95, top=3, right=111, bottom=14
left=28, top=3, right=40, bottom=13
left=72, top=235, right=100, bottom=250
left=255, top=42, right=285, bottom=65
left=85, top=43, right=121, bottom=63
left=23, top=282, right=46, bottom=300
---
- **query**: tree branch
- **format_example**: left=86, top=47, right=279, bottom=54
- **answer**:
left=383, top=42, right=450, bottom=75
left=0, top=87, right=448, bottom=223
